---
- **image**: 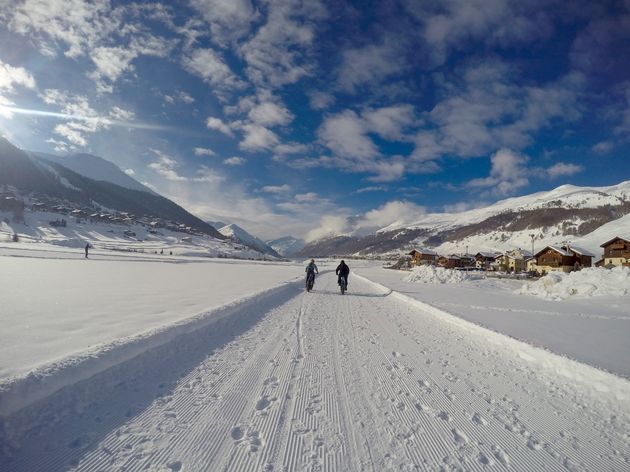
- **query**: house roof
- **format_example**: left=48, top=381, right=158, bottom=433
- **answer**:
left=535, top=246, right=572, bottom=257
left=408, top=248, right=437, bottom=255
left=564, top=245, right=595, bottom=257
left=475, top=251, right=496, bottom=258
left=600, top=236, right=630, bottom=247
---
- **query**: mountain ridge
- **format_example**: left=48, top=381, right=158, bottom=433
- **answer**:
left=297, top=181, right=630, bottom=258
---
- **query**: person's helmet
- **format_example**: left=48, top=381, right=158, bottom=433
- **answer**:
left=310, top=259, right=314, bottom=263
left=341, top=260, right=345, bottom=264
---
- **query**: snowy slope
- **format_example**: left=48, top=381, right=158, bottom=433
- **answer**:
left=31, top=151, right=154, bottom=194
left=266, top=235, right=305, bottom=257
left=219, top=223, right=282, bottom=258
left=0, top=209, right=269, bottom=260
left=300, top=180, right=630, bottom=258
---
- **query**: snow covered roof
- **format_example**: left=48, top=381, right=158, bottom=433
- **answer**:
left=408, top=248, right=437, bottom=255
left=565, top=245, right=595, bottom=257
left=535, top=246, right=572, bottom=257
left=600, top=236, right=630, bottom=247
left=475, top=251, right=496, bottom=258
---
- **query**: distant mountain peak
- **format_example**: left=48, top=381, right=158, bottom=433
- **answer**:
left=218, top=224, right=282, bottom=258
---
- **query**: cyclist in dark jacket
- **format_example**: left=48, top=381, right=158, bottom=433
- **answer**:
left=336, top=260, right=350, bottom=288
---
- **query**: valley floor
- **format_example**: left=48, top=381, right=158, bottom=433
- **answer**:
left=1, top=270, right=628, bottom=471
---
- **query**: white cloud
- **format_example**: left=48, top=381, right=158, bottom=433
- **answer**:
left=223, top=156, right=246, bottom=166
left=189, top=0, right=257, bottom=47
left=274, top=142, right=309, bottom=156
left=467, top=148, right=583, bottom=196
left=405, top=0, right=554, bottom=66
left=305, top=215, right=350, bottom=242
left=182, top=48, right=245, bottom=95
left=5, top=0, right=116, bottom=58
left=356, top=186, right=387, bottom=193
left=0, top=59, right=36, bottom=117
left=546, top=162, right=583, bottom=178
left=262, top=184, right=291, bottom=194
left=308, top=90, right=334, bottom=110
left=411, top=63, right=583, bottom=163
left=239, top=0, right=327, bottom=88
left=239, top=124, right=280, bottom=151
left=194, top=165, right=224, bottom=183
left=148, top=149, right=188, bottom=181
left=206, top=116, right=234, bottom=137
left=109, top=106, right=135, bottom=121
left=592, top=141, right=614, bottom=155
left=318, top=110, right=379, bottom=159
left=337, top=40, right=406, bottom=93
left=194, top=147, right=216, bottom=157
left=363, top=105, right=416, bottom=141
left=360, top=200, right=426, bottom=230
left=468, top=148, right=530, bottom=195
left=248, top=101, right=294, bottom=127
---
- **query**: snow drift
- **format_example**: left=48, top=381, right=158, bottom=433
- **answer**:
left=518, top=266, right=630, bottom=300
left=404, top=265, right=482, bottom=284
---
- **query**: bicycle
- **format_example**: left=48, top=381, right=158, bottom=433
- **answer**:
left=339, top=275, right=347, bottom=295
left=306, top=271, right=315, bottom=292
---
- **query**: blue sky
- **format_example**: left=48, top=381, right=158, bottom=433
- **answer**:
left=1, top=0, right=629, bottom=240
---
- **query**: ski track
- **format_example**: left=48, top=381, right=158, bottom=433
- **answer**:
left=2, top=273, right=629, bottom=471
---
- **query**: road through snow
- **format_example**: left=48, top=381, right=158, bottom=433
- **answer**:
left=2, top=273, right=629, bottom=471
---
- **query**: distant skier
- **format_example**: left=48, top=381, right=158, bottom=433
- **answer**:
left=85, top=243, right=90, bottom=259
left=336, top=260, right=350, bottom=290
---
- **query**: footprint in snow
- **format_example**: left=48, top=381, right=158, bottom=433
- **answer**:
left=167, top=460, right=183, bottom=471
left=452, top=428, right=469, bottom=445
left=472, top=413, right=488, bottom=426
left=231, top=426, right=245, bottom=441
left=438, top=411, right=451, bottom=422
left=256, top=396, right=276, bottom=412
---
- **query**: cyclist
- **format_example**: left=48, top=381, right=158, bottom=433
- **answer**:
left=336, top=260, right=350, bottom=290
left=305, top=259, right=318, bottom=290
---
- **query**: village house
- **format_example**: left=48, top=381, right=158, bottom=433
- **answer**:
left=534, top=245, right=593, bottom=274
left=438, top=255, right=461, bottom=269
left=495, top=248, right=532, bottom=272
left=474, top=252, right=497, bottom=270
left=407, top=249, right=438, bottom=266
left=600, top=236, right=630, bottom=267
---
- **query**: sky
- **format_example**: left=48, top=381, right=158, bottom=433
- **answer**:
left=0, top=0, right=629, bottom=241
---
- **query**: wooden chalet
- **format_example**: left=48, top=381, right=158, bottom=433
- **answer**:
left=437, top=255, right=461, bottom=269
left=600, top=236, right=630, bottom=268
left=534, top=245, right=593, bottom=274
left=475, top=252, right=496, bottom=269
left=407, top=249, right=438, bottom=266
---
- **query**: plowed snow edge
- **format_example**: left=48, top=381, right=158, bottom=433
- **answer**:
left=354, top=273, right=630, bottom=402
left=0, top=278, right=301, bottom=418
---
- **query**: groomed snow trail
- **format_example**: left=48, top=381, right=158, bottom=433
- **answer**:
left=3, top=273, right=629, bottom=471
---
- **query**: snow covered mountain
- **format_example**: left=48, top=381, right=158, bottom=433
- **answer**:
left=0, top=137, right=223, bottom=239
left=297, top=181, right=630, bottom=258
left=30, top=151, right=154, bottom=194
left=265, top=236, right=305, bottom=258
left=218, top=224, right=282, bottom=258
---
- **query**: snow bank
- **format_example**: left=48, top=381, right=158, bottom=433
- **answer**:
left=404, top=265, right=481, bottom=284
left=518, top=267, right=630, bottom=300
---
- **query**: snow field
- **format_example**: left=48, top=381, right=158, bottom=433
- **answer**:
left=357, top=265, right=630, bottom=379
left=2, top=273, right=628, bottom=471
left=0, top=255, right=301, bottom=409
left=404, top=265, right=482, bottom=284
left=518, top=266, right=630, bottom=300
